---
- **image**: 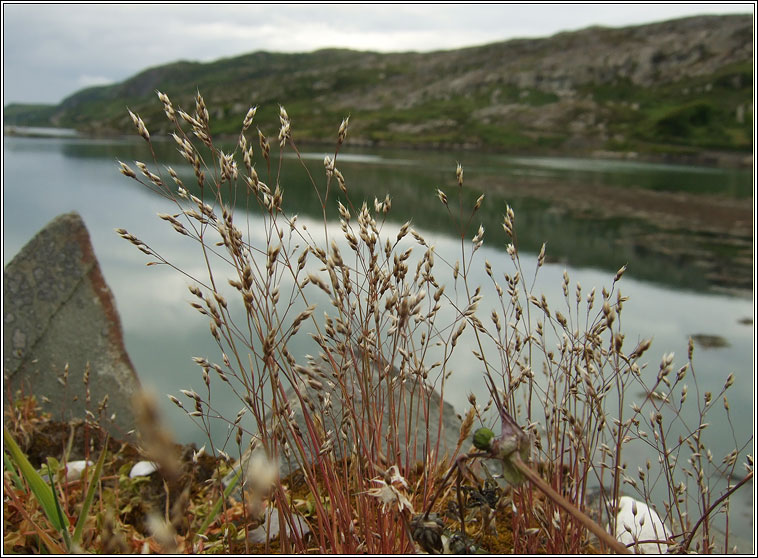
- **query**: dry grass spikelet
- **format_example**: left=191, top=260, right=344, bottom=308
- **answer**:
left=127, top=108, right=150, bottom=141
left=338, top=116, right=349, bottom=144
left=132, top=390, right=181, bottom=481
left=101, top=510, right=130, bottom=554
left=455, top=405, right=477, bottom=456
left=242, top=105, right=258, bottom=130
left=146, top=513, right=178, bottom=553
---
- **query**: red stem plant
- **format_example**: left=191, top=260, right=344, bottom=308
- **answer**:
left=116, top=92, right=752, bottom=553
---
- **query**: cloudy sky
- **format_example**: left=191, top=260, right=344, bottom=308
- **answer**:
left=2, top=3, right=754, bottom=105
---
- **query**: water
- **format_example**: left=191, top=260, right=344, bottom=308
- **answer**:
left=4, top=126, right=80, bottom=138
left=2, top=133, right=754, bottom=548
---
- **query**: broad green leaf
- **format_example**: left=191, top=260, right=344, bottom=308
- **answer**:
left=3, top=427, right=69, bottom=531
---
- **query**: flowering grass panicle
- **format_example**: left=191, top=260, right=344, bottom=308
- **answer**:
left=113, top=91, right=752, bottom=554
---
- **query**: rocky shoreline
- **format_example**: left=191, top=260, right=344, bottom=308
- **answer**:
left=4, top=125, right=753, bottom=169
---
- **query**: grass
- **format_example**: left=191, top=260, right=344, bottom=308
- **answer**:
left=4, top=93, right=753, bottom=554
left=585, top=60, right=754, bottom=153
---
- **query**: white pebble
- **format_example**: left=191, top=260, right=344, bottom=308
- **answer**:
left=64, top=460, right=93, bottom=481
left=129, top=460, right=159, bottom=478
left=612, top=496, right=671, bottom=554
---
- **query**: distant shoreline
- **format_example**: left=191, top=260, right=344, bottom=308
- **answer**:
left=4, top=125, right=752, bottom=170
left=4, top=125, right=81, bottom=139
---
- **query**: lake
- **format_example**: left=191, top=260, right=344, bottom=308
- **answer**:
left=2, top=132, right=754, bottom=547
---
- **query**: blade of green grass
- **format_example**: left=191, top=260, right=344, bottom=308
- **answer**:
left=46, top=458, right=73, bottom=551
left=72, top=435, right=109, bottom=546
left=3, top=427, right=69, bottom=531
left=4, top=450, right=25, bottom=490
left=195, top=467, right=242, bottom=537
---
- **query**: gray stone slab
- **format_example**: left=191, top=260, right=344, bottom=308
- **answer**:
left=3, top=212, right=140, bottom=437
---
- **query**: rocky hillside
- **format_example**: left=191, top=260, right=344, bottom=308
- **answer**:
left=5, top=15, right=754, bottom=159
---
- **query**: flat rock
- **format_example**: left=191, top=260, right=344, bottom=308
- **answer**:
left=3, top=212, right=140, bottom=436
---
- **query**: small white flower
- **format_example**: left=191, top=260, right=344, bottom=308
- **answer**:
left=367, top=465, right=413, bottom=513
left=385, top=464, right=408, bottom=489
left=192, top=445, right=206, bottom=464
left=368, top=482, right=414, bottom=513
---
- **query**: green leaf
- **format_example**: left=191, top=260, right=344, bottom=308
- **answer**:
left=46, top=456, right=61, bottom=474
left=3, top=427, right=69, bottom=531
left=196, top=467, right=242, bottom=537
left=46, top=459, right=73, bottom=550
left=72, top=435, right=109, bottom=546
left=4, top=450, right=25, bottom=490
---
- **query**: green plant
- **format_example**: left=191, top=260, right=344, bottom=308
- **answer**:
left=4, top=428, right=109, bottom=553
left=4, top=430, right=69, bottom=534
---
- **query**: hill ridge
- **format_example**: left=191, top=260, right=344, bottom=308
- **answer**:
left=4, top=14, right=753, bottom=160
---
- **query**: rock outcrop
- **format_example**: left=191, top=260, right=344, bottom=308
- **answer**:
left=3, top=212, right=140, bottom=437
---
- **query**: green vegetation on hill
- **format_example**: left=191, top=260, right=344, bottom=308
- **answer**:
left=593, top=60, right=754, bottom=153
left=4, top=103, right=59, bottom=127
left=4, top=15, right=753, bottom=159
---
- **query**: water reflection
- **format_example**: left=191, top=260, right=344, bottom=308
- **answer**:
left=23, top=136, right=751, bottom=295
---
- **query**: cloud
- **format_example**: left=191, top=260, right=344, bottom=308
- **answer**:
left=2, top=3, right=753, bottom=105
left=76, top=75, right=116, bottom=89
